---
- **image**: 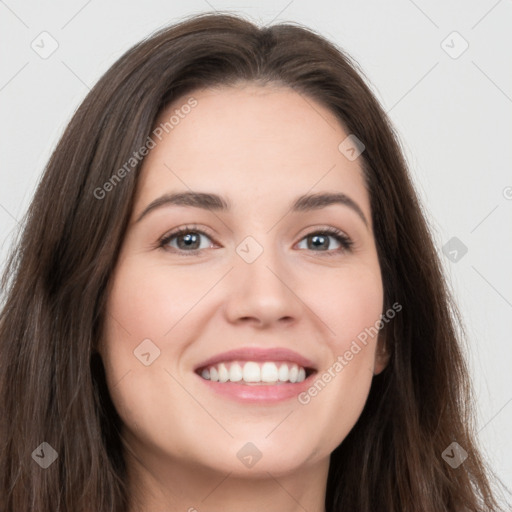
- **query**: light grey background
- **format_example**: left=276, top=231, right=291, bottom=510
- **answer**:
left=1, top=0, right=511, bottom=490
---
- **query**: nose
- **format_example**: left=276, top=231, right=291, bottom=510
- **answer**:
left=223, top=241, right=303, bottom=329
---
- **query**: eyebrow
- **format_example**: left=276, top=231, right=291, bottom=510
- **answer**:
left=135, top=191, right=368, bottom=227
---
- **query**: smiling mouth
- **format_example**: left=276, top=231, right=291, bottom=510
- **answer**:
left=196, top=360, right=316, bottom=385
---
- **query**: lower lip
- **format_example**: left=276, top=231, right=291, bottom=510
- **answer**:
left=196, top=373, right=316, bottom=403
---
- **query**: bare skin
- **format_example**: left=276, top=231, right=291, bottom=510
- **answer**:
left=99, top=83, right=388, bottom=512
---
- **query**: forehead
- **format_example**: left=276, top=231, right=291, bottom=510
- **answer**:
left=135, top=84, right=370, bottom=221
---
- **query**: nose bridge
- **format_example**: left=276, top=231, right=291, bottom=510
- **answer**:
left=235, top=232, right=280, bottom=284
left=224, top=232, right=301, bottom=325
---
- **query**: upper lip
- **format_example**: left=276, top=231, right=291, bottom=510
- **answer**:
left=194, top=347, right=317, bottom=372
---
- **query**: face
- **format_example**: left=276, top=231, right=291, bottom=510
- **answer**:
left=99, top=83, right=387, bottom=481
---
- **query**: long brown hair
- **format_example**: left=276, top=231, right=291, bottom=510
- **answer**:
left=0, top=12, right=507, bottom=512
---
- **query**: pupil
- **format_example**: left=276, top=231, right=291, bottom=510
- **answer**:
left=179, top=233, right=199, bottom=249
left=310, top=234, right=327, bottom=251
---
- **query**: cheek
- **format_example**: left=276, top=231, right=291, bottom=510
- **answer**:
left=99, top=260, right=201, bottom=450
left=99, top=260, right=179, bottom=392
left=295, top=263, right=383, bottom=445
left=309, top=262, right=384, bottom=348
left=99, top=256, right=218, bottom=395
left=105, top=258, right=208, bottom=340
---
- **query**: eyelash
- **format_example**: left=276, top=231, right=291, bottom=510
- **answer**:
left=158, top=224, right=354, bottom=257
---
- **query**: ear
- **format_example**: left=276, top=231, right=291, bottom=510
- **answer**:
left=373, top=332, right=390, bottom=375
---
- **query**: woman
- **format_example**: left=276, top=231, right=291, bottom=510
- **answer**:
left=0, top=12, right=507, bottom=512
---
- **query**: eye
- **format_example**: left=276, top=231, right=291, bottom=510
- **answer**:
left=158, top=225, right=353, bottom=256
left=159, top=225, right=216, bottom=255
left=296, top=228, right=353, bottom=255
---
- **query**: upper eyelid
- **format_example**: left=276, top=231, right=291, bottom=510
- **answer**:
left=160, top=225, right=216, bottom=243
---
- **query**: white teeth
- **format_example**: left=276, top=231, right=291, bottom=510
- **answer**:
left=278, top=363, right=289, bottom=382
left=261, top=362, right=279, bottom=383
left=289, top=364, right=298, bottom=383
left=229, top=362, right=243, bottom=382
left=218, top=363, right=229, bottom=382
left=243, top=361, right=261, bottom=382
left=199, top=360, right=310, bottom=384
